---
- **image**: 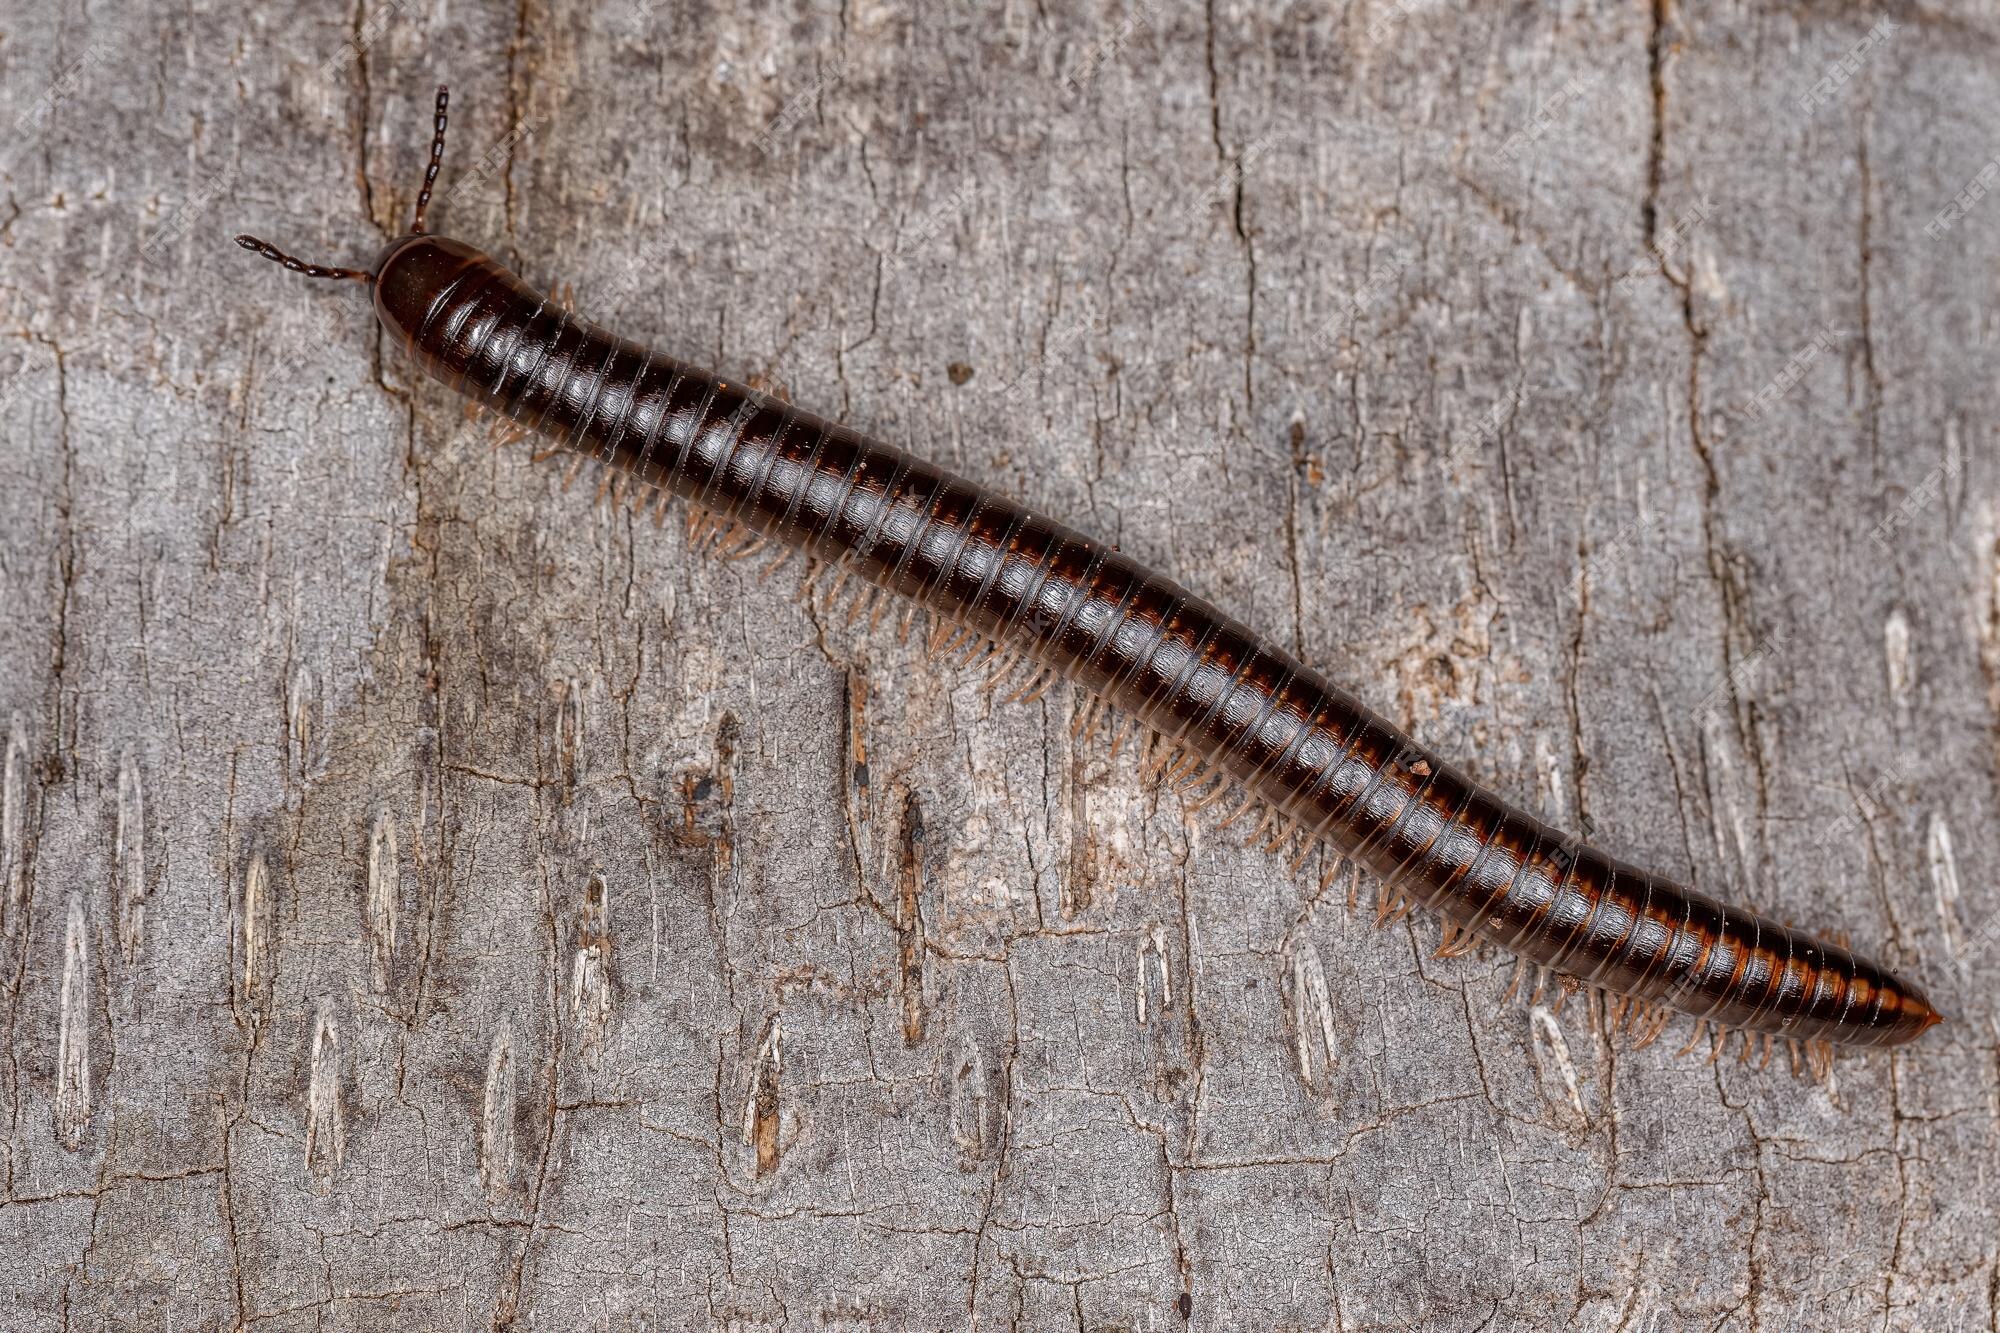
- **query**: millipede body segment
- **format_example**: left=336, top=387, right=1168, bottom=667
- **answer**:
left=237, top=88, right=1942, bottom=1058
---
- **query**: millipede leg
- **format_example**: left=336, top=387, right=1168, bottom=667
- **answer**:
left=960, top=638, right=1003, bottom=673
left=1316, top=855, right=1345, bottom=893
left=725, top=535, right=768, bottom=562
left=822, top=563, right=854, bottom=608
left=1185, top=778, right=1232, bottom=815
left=976, top=651, right=1021, bottom=694
left=1071, top=695, right=1101, bottom=739
left=930, top=620, right=975, bottom=659
left=1436, top=921, right=1478, bottom=960
left=1676, top=1018, right=1708, bottom=1058
left=988, top=660, right=1032, bottom=700
left=937, top=627, right=977, bottom=660
left=992, top=649, right=1028, bottom=683
left=794, top=559, right=825, bottom=602
left=1215, top=793, right=1257, bottom=831
left=1013, top=670, right=1056, bottom=705
left=758, top=546, right=796, bottom=582
left=952, top=636, right=995, bottom=670
left=845, top=584, right=876, bottom=625
left=1435, top=920, right=1462, bottom=959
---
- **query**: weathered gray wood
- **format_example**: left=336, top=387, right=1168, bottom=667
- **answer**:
left=0, top=1, right=1995, bottom=1328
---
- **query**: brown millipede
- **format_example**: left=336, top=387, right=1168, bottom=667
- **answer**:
left=236, top=86, right=1941, bottom=1070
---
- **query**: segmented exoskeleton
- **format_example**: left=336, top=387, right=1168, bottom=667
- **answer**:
left=237, top=87, right=1942, bottom=1069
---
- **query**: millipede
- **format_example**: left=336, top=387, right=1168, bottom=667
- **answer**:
left=235, top=86, right=1942, bottom=1077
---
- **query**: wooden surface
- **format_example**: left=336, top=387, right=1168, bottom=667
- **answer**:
left=1, top=1, right=1996, bottom=1328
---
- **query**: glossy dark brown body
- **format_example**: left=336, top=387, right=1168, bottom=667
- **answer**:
left=372, top=234, right=1941, bottom=1049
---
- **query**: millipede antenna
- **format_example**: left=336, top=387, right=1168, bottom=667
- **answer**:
left=231, top=233, right=371, bottom=283
left=411, top=85, right=450, bottom=234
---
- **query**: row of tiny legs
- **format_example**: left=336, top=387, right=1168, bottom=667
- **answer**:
left=479, top=402, right=1841, bottom=1085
